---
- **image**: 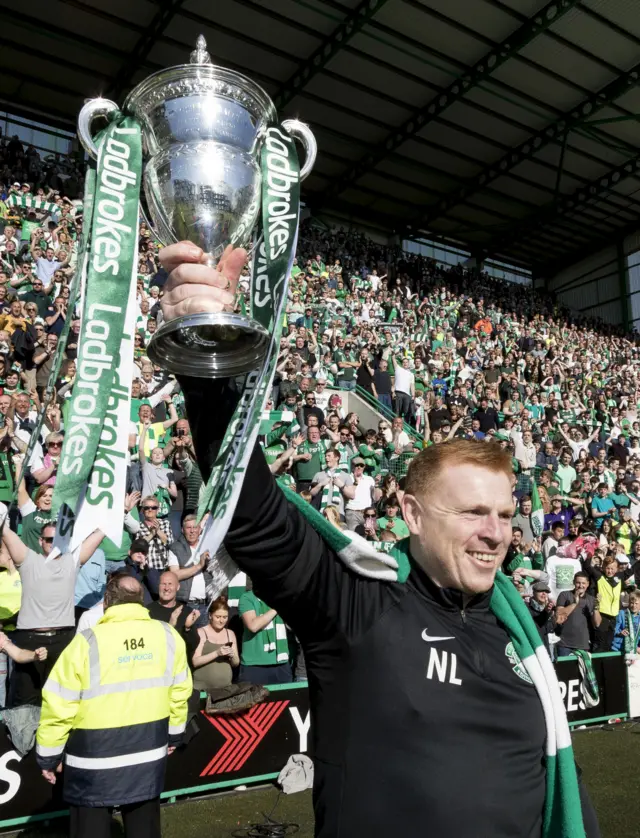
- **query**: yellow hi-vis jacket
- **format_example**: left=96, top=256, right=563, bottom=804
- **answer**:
left=35, top=603, right=192, bottom=807
left=597, top=575, right=622, bottom=618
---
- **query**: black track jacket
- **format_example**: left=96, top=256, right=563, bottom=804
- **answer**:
left=181, top=378, right=600, bottom=838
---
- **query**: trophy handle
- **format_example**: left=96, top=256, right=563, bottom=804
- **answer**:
left=78, top=98, right=120, bottom=160
left=281, top=119, right=317, bottom=182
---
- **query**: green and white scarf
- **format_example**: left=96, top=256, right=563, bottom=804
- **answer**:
left=571, top=650, right=600, bottom=708
left=7, top=195, right=60, bottom=217
left=226, top=571, right=247, bottom=608
left=264, top=614, right=289, bottom=662
left=280, top=488, right=585, bottom=838
left=319, top=467, right=348, bottom=510
left=624, top=609, right=640, bottom=662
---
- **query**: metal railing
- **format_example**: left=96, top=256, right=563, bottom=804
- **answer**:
left=354, top=384, right=422, bottom=444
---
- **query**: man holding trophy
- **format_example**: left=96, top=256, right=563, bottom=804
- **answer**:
left=159, top=246, right=601, bottom=838
left=43, top=34, right=598, bottom=838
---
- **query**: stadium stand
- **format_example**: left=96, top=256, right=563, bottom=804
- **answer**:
left=3, top=4, right=640, bottom=832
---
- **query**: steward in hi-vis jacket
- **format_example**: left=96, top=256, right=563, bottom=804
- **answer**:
left=36, top=574, right=191, bottom=838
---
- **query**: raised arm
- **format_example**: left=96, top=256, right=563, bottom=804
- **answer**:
left=1, top=524, right=28, bottom=566
left=78, top=529, right=104, bottom=566
left=161, top=242, right=386, bottom=640
left=162, top=397, right=178, bottom=430
left=138, top=424, right=148, bottom=464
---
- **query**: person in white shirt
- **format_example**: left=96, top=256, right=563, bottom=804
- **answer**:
left=387, top=416, right=411, bottom=460
left=392, top=358, right=415, bottom=421
left=314, top=378, right=332, bottom=414
left=556, top=424, right=601, bottom=461
left=345, top=457, right=381, bottom=532
left=545, top=547, right=582, bottom=603
left=511, top=429, right=537, bottom=471
left=542, top=521, right=567, bottom=561
left=76, top=600, right=104, bottom=633
left=167, top=515, right=210, bottom=628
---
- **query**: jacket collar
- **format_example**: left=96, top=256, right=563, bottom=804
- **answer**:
left=407, top=553, right=493, bottom=612
left=99, top=603, right=151, bottom=623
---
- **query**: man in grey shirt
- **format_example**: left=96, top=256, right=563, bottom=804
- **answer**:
left=512, top=495, right=535, bottom=545
left=555, top=572, right=602, bottom=657
left=1, top=514, right=104, bottom=708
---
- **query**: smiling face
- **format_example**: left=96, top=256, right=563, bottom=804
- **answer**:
left=158, top=572, right=179, bottom=604
left=402, top=463, right=513, bottom=595
left=38, top=487, right=53, bottom=511
left=574, top=575, right=589, bottom=597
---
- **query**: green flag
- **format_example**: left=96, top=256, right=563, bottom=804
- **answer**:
left=531, top=479, right=544, bottom=537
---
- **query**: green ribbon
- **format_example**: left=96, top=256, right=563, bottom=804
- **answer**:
left=197, top=125, right=300, bottom=563
left=52, top=115, right=141, bottom=534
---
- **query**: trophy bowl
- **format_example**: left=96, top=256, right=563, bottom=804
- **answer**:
left=77, top=36, right=316, bottom=378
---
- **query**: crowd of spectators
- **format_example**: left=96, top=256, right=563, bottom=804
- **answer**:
left=0, top=126, right=640, bottom=756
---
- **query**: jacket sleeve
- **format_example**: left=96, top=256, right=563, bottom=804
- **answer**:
left=177, top=376, right=393, bottom=643
left=168, top=628, right=192, bottom=746
left=36, top=633, right=89, bottom=770
left=613, top=610, right=625, bottom=638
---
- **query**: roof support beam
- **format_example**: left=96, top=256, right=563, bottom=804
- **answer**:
left=0, top=5, right=157, bottom=70
left=108, top=0, right=187, bottom=99
left=412, top=60, right=640, bottom=231
left=273, top=0, right=390, bottom=111
left=484, top=154, right=640, bottom=257
left=317, top=0, right=580, bottom=206
left=617, top=240, right=631, bottom=331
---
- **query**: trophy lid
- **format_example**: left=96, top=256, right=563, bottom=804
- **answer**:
left=123, top=35, right=277, bottom=125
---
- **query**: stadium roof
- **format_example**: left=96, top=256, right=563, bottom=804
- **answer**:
left=3, top=0, right=640, bottom=274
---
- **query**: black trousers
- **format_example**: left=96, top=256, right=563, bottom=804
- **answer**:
left=395, top=391, right=413, bottom=421
left=10, top=628, right=75, bottom=707
left=593, top=613, right=616, bottom=652
left=69, top=798, right=161, bottom=838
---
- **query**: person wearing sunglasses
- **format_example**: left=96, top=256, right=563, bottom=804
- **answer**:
left=124, top=496, right=173, bottom=575
left=0, top=507, right=104, bottom=712
left=31, top=432, right=63, bottom=487
left=353, top=507, right=378, bottom=541
left=302, top=393, right=324, bottom=431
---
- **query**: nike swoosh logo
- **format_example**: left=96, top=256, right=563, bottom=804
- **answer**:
left=421, top=629, right=455, bottom=643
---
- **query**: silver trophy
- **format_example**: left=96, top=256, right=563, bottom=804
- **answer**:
left=77, top=35, right=316, bottom=377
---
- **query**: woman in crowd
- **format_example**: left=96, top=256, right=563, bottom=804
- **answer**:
left=598, top=517, right=614, bottom=548
left=190, top=595, right=239, bottom=692
left=376, top=473, right=399, bottom=514
left=16, top=480, right=54, bottom=551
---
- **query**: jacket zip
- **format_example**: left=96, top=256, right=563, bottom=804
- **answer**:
left=460, top=607, right=486, bottom=678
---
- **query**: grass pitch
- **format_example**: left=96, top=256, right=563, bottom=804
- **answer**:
left=16, top=722, right=640, bottom=838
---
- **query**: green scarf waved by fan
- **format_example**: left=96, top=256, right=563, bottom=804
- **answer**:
left=281, top=486, right=586, bottom=838
left=530, top=479, right=545, bottom=538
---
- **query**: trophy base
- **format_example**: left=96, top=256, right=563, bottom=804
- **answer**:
left=146, top=313, right=270, bottom=378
